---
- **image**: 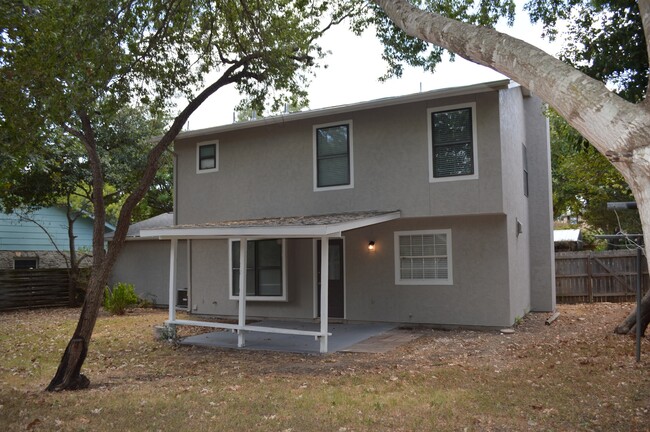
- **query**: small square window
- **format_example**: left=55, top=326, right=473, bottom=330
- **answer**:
left=14, top=259, right=37, bottom=269
left=197, top=142, right=218, bottom=173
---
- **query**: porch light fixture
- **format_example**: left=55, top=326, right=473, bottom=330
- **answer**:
left=368, top=241, right=376, bottom=252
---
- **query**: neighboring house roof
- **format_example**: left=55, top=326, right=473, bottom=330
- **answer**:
left=172, top=80, right=511, bottom=140
left=554, top=229, right=582, bottom=242
left=140, top=210, right=401, bottom=239
left=106, top=212, right=174, bottom=240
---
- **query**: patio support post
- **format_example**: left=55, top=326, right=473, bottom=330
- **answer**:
left=168, top=238, right=178, bottom=324
left=320, top=237, right=329, bottom=353
left=238, top=237, right=248, bottom=347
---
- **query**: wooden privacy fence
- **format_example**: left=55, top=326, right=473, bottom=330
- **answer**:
left=555, top=250, right=649, bottom=303
left=0, top=269, right=83, bottom=311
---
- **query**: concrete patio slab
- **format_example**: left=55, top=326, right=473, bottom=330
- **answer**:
left=180, top=320, right=397, bottom=354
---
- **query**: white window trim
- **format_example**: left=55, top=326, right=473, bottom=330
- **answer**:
left=427, top=102, right=478, bottom=183
left=196, top=140, right=219, bottom=174
left=394, top=229, right=453, bottom=285
left=313, top=120, right=354, bottom=191
left=228, top=238, right=288, bottom=301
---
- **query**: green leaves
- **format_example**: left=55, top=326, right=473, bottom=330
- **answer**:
left=549, top=109, right=641, bottom=234
left=363, top=0, right=516, bottom=80
left=526, top=0, right=647, bottom=102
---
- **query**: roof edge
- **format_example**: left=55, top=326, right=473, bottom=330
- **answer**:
left=172, top=79, right=511, bottom=141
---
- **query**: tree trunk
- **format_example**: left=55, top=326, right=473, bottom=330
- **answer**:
left=615, top=289, right=650, bottom=336
left=46, top=270, right=106, bottom=391
left=374, top=0, right=650, bottom=337
left=46, top=62, right=252, bottom=392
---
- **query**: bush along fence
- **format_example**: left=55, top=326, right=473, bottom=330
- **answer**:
left=0, top=268, right=88, bottom=311
left=555, top=250, right=650, bottom=303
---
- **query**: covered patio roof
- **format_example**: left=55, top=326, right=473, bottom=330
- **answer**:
left=140, top=210, right=401, bottom=239
left=146, top=210, right=401, bottom=354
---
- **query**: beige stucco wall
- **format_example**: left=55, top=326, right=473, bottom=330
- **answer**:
left=109, top=239, right=188, bottom=306
left=166, top=85, right=554, bottom=327
left=174, top=91, right=504, bottom=225
left=498, top=87, right=532, bottom=323
left=187, top=215, right=515, bottom=327
left=524, top=95, right=556, bottom=311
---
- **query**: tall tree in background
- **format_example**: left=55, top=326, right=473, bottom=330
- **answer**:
left=370, top=0, right=650, bottom=334
left=1, top=106, right=169, bottom=307
left=550, top=109, right=641, bottom=236
left=539, top=0, right=646, bottom=237
left=1, top=0, right=356, bottom=391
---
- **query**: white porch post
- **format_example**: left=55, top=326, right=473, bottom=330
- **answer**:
left=168, top=238, right=178, bottom=323
left=238, top=237, right=248, bottom=347
left=319, top=237, right=329, bottom=353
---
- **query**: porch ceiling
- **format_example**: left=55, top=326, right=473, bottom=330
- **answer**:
left=140, top=210, right=401, bottom=239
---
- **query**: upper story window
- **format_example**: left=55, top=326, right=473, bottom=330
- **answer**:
left=313, top=121, right=353, bottom=191
left=229, top=239, right=287, bottom=301
left=394, top=229, right=452, bottom=285
left=197, top=141, right=218, bottom=173
left=428, top=103, right=478, bottom=182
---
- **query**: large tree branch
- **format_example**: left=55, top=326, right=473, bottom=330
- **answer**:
left=373, top=0, right=650, bottom=161
left=77, top=111, right=106, bottom=266
left=103, top=56, right=263, bottom=269
left=638, top=0, right=650, bottom=104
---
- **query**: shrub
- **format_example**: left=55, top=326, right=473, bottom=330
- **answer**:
left=104, top=282, right=139, bottom=315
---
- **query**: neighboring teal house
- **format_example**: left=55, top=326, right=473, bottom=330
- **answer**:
left=0, top=207, right=114, bottom=270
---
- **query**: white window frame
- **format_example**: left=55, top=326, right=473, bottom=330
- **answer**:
left=427, top=102, right=478, bottom=183
left=313, top=120, right=354, bottom=191
left=228, top=238, right=288, bottom=301
left=196, top=141, right=219, bottom=174
left=394, top=229, right=453, bottom=285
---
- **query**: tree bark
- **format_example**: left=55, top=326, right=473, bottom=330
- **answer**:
left=374, top=0, right=650, bottom=335
left=46, top=62, right=258, bottom=392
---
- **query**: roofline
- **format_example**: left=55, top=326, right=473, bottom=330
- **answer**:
left=140, top=211, right=401, bottom=239
left=173, top=79, right=511, bottom=140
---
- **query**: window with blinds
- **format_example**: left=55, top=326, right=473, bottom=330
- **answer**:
left=314, top=122, right=352, bottom=189
left=430, top=106, right=476, bottom=179
left=230, top=239, right=286, bottom=300
left=394, top=230, right=452, bottom=285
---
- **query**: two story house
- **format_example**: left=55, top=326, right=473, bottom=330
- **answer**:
left=141, top=80, right=556, bottom=352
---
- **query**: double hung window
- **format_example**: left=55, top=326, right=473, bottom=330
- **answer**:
left=314, top=121, right=353, bottom=190
left=428, top=104, right=477, bottom=181
left=197, top=142, right=218, bottom=173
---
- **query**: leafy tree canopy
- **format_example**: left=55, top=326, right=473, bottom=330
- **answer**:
left=550, top=109, right=641, bottom=234
left=1, top=0, right=360, bottom=391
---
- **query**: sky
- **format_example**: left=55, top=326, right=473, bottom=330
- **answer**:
left=182, top=2, right=563, bottom=131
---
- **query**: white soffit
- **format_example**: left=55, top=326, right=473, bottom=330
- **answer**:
left=140, top=210, right=401, bottom=239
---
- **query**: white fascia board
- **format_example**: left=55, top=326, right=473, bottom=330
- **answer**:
left=170, top=81, right=511, bottom=141
left=140, top=211, right=401, bottom=240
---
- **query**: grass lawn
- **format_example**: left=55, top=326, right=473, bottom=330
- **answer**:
left=0, top=303, right=648, bottom=431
